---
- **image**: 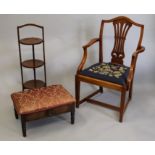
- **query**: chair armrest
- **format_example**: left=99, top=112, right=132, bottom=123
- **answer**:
left=132, top=46, right=145, bottom=58
left=83, top=38, right=100, bottom=49
left=127, top=46, right=145, bottom=87
left=76, top=38, right=100, bottom=73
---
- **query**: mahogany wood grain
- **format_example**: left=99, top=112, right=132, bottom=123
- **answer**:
left=20, top=104, right=75, bottom=137
left=22, top=59, right=44, bottom=68
left=75, top=16, right=145, bottom=122
left=23, top=80, right=45, bottom=89
left=17, top=23, right=47, bottom=90
left=20, top=37, right=43, bottom=45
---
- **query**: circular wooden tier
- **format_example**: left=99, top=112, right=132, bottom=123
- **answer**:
left=20, top=37, right=43, bottom=45
left=22, top=59, right=44, bottom=68
left=23, top=80, right=45, bottom=89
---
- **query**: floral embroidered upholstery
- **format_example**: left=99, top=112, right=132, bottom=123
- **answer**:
left=11, top=85, right=75, bottom=115
left=80, top=62, right=129, bottom=85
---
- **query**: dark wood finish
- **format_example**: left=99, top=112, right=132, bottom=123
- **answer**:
left=42, top=26, right=47, bottom=87
left=32, top=45, right=36, bottom=87
left=71, top=105, right=75, bottom=124
left=14, top=108, right=18, bottom=119
left=17, top=23, right=47, bottom=91
left=99, top=87, right=103, bottom=93
left=77, top=74, right=123, bottom=91
left=75, top=76, right=80, bottom=108
left=119, top=88, right=126, bottom=122
left=20, top=104, right=75, bottom=137
left=20, top=37, right=43, bottom=45
left=79, top=89, right=101, bottom=105
left=23, top=80, right=45, bottom=89
left=111, top=20, right=132, bottom=64
left=87, top=98, right=120, bottom=111
left=22, top=59, right=44, bottom=68
left=21, top=116, right=26, bottom=137
left=75, top=16, right=145, bottom=122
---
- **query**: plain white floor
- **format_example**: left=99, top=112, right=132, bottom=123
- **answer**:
left=0, top=83, right=155, bottom=141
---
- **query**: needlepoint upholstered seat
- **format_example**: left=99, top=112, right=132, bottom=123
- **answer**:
left=75, top=16, right=145, bottom=122
left=80, top=62, right=129, bottom=85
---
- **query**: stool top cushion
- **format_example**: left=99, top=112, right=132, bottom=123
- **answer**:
left=11, top=85, right=75, bottom=115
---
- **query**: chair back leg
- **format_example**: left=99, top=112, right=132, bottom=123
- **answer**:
left=119, top=88, right=126, bottom=122
left=75, top=76, right=80, bottom=108
left=129, top=80, right=133, bottom=100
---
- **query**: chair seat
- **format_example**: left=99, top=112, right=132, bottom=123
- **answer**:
left=11, top=85, right=75, bottom=115
left=80, top=62, right=129, bottom=85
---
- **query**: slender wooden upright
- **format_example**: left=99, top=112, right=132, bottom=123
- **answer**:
left=17, top=24, right=47, bottom=91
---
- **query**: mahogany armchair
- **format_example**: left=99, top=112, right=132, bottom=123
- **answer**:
left=75, top=16, right=145, bottom=122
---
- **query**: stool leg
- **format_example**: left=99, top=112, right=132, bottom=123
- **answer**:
left=21, top=115, right=26, bottom=137
left=14, top=108, right=18, bottom=119
left=71, top=105, right=75, bottom=124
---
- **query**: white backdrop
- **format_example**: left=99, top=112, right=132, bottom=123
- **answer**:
left=0, top=14, right=155, bottom=98
left=1, top=14, right=155, bottom=140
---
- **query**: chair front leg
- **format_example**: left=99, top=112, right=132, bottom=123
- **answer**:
left=75, top=75, right=80, bottom=108
left=119, top=88, right=126, bottom=122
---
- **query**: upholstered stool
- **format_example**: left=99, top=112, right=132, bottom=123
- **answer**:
left=11, top=85, right=75, bottom=137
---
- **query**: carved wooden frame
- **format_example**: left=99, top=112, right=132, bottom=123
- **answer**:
left=75, top=16, right=145, bottom=122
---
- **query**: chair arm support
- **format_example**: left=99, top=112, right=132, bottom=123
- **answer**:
left=127, top=68, right=134, bottom=87
left=83, top=38, right=100, bottom=49
left=127, top=46, right=145, bottom=87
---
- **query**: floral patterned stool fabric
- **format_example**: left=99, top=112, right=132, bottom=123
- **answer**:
left=80, top=62, right=129, bottom=85
left=11, top=85, right=75, bottom=137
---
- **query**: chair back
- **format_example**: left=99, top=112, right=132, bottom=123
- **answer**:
left=99, top=16, right=144, bottom=64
